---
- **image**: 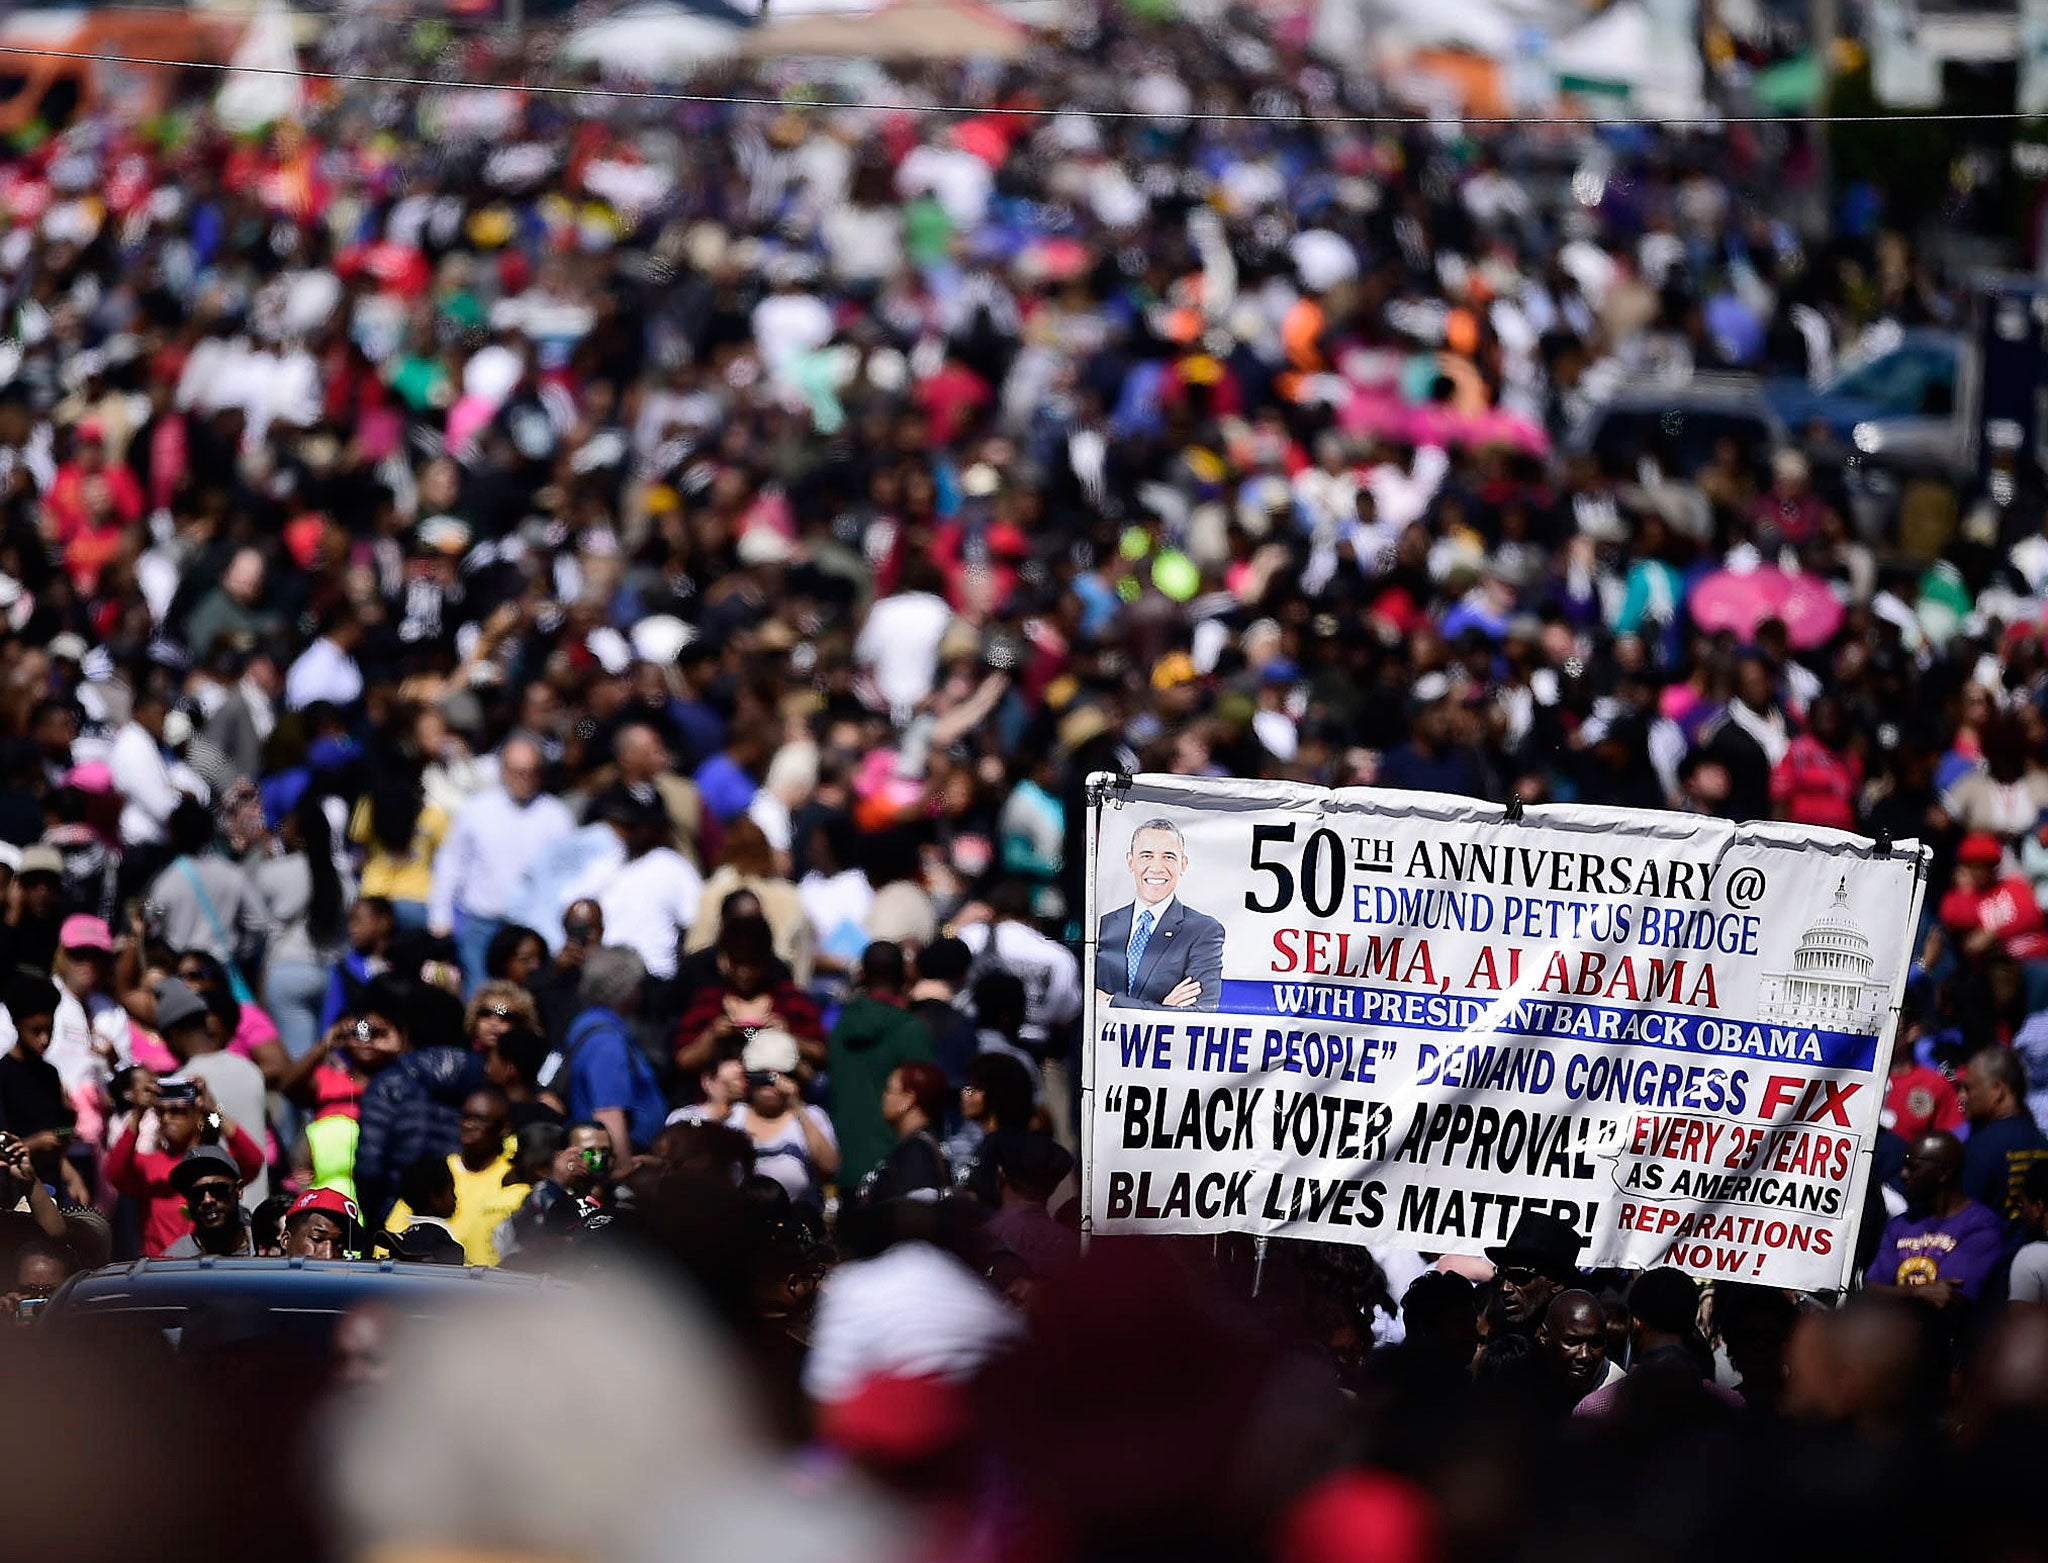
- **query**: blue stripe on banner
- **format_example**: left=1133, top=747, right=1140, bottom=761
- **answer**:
left=1212, top=979, right=1879, bottom=1073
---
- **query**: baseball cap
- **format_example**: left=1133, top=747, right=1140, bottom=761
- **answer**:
left=45, top=633, right=87, bottom=664
left=1959, top=832, right=2004, bottom=867
left=57, top=914, right=111, bottom=952
left=168, top=1143, right=242, bottom=1199
left=741, top=1029, right=801, bottom=1075
left=285, top=1187, right=362, bottom=1229
left=17, top=845, right=62, bottom=881
left=375, top=1219, right=467, bottom=1266
left=154, top=977, right=210, bottom=1032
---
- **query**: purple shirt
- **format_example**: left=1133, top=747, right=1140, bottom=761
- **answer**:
left=1871, top=1200, right=2006, bottom=1300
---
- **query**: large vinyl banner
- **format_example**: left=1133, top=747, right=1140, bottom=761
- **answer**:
left=1082, top=776, right=1928, bottom=1291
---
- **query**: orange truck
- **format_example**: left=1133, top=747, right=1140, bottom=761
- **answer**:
left=0, top=8, right=245, bottom=136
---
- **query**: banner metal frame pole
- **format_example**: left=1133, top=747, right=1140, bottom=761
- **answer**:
left=1078, top=771, right=1120, bottom=1257
left=1837, top=837, right=1931, bottom=1295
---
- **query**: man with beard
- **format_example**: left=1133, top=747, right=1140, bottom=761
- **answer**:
left=1484, top=1211, right=1588, bottom=1333
left=164, top=1143, right=254, bottom=1258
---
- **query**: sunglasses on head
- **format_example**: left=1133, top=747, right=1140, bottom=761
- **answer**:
left=484, top=1005, right=513, bottom=1020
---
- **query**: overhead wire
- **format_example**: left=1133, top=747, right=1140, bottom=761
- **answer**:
left=0, top=37, right=2034, bottom=128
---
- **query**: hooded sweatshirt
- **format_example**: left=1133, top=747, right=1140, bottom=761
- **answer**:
left=827, top=995, right=935, bottom=1185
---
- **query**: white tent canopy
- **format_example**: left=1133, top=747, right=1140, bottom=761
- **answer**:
left=560, top=2, right=744, bottom=79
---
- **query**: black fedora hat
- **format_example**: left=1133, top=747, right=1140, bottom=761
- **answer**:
left=1484, top=1211, right=1587, bottom=1283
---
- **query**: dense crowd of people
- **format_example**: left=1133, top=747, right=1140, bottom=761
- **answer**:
left=4, top=0, right=2048, bottom=1556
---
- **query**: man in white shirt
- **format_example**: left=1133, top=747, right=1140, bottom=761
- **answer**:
left=108, top=689, right=203, bottom=850
left=285, top=611, right=366, bottom=711
left=958, top=881, right=1086, bottom=1151
left=956, top=881, right=1083, bottom=1055
left=751, top=267, right=833, bottom=387
left=570, top=787, right=702, bottom=992
left=430, top=738, right=577, bottom=991
left=855, top=557, right=953, bottom=718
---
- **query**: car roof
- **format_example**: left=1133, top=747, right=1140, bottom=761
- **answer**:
left=1592, top=374, right=1772, bottom=410
left=46, top=1256, right=567, bottom=1318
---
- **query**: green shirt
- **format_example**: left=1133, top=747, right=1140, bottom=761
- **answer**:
left=827, top=996, right=936, bottom=1185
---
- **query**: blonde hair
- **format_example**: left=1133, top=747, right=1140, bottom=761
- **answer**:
left=465, top=980, right=540, bottom=1036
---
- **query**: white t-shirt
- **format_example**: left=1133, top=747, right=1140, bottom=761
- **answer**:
left=595, top=848, right=704, bottom=981
left=801, top=869, right=875, bottom=966
left=729, top=1103, right=837, bottom=1206
left=752, top=292, right=834, bottom=379
left=855, top=592, right=952, bottom=714
left=2012, top=1240, right=2048, bottom=1304
left=46, top=987, right=131, bottom=1093
left=959, top=918, right=1085, bottom=1047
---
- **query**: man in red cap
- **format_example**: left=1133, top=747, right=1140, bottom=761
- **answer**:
left=1940, top=834, right=2048, bottom=1009
left=282, top=1188, right=362, bottom=1260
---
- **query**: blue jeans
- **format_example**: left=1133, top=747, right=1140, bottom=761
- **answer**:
left=455, top=912, right=504, bottom=997
left=266, top=956, right=332, bottom=1152
left=266, top=958, right=331, bottom=1061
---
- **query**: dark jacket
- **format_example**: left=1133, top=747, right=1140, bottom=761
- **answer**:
left=1094, top=899, right=1225, bottom=1009
left=355, top=1047, right=486, bottom=1222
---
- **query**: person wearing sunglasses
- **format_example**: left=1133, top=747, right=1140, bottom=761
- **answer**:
left=1482, top=1211, right=1589, bottom=1334
left=464, top=982, right=540, bottom=1054
left=104, top=1077, right=264, bottom=1256
left=163, top=1142, right=255, bottom=1257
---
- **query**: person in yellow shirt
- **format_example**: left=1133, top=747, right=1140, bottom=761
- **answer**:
left=349, top=778, right=449, bottom=933
left=383, top=1088, right=531, bottom=1266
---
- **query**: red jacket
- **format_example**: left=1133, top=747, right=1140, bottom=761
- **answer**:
left=1770, top=734, right=1862, bottom=831
left=104, top=1122, right=264, bottom=1257
left=673, top=980, right=824, bottom=1068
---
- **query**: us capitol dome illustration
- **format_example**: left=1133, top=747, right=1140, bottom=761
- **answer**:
left=1758, top=878, right=1889, bottom=1034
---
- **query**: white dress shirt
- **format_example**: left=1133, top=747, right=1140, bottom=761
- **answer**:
left=1126, top=894, right=1175, bottom=963
left=595, top=848, right=704, bottom=981
left=428, top=787, right=578, bottom=931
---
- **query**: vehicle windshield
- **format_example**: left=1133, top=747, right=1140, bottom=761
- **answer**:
left=1827, top=342, right=1958, bottom=416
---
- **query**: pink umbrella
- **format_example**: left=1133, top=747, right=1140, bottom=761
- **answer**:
left=1461, top=406, right=1551, bottom=456
left=1399, top=402, right=1462, bottom=447
left=1689, top=567, right=1845, bottom=649
left=1337, top=387, right=1410, bottom=439
left=1338, top=390, right=1552, bottom=455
